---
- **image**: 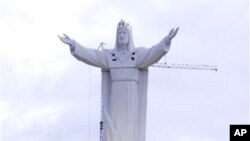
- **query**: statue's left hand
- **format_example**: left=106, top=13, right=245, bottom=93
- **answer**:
left=164, top=27, right=179, bottom=45
left=167, top=27, right=179, bottom=40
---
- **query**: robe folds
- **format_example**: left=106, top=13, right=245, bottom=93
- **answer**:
left=70, top=40, right=170, bottom=141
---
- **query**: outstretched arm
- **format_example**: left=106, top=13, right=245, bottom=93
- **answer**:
left=58, top=34, right=75, bottom=50
left=58, top=34, right=108, bottom=69
left=136, top=28, right=179, bottom=68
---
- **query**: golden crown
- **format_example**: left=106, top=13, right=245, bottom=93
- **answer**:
left=117, top=19, right=132, bottom=30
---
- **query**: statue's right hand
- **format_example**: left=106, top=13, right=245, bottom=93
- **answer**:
left=58, top=34, right=74, bottom=46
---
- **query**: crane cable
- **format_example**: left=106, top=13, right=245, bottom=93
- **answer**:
left=88, top=66, right=92, bottom=141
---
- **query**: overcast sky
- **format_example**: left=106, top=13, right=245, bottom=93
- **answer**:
left=0, top=0, right=249, bottom=141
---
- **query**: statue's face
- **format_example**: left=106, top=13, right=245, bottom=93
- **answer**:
left=117, top=27, right=129, bottom=46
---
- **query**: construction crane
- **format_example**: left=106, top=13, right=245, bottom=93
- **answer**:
left=97, top=42, right=218, bottom=71
left=152, top=63, right=217, bottom=71
left=96, top=42, right=217, bottom=141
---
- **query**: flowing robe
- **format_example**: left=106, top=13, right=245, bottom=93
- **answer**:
left=70, top=40, right=170, bottom=141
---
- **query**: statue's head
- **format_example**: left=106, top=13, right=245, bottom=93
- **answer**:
left=115, top=20, right=134, bottom=51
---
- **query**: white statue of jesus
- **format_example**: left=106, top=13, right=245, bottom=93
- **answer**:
left=58, top=20, right=178, bottom=141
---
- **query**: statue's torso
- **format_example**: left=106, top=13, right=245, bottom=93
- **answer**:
left=106, top=50, right=139, bottom=82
